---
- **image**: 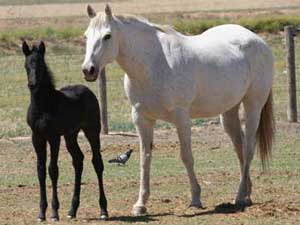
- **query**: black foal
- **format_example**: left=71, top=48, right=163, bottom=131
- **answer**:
left=22, top=41, right=108, bottom=221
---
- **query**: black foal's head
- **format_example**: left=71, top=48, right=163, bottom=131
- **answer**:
left=22, top=41, right=49, bottom=90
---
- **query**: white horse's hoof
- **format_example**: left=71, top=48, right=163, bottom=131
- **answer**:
left=235, top=198, right=253, bottom=207
left=131, top=206, right=147, bottom=216
left=188, top=201, right=203, bottom=209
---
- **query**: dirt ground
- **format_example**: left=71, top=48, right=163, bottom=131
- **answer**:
left=0, top=122, right=300, bottom=224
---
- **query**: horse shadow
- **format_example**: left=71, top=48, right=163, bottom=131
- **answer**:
left=84, top=203, right=251, bottom=222
left=179, top=202, right=253, bottom=218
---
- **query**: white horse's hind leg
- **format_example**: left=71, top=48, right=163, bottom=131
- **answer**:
left=235, top=101, right=262, bottom=206
left=131, top=108, right=155, bottom=216
left=220, top=105, right=244, bottom=174
left=221, top=105, right=253, bottom=203
left=174, top=109, right=202, bottom=208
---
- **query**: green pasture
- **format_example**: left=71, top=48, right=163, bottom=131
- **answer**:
left=0, top=33, right=299, bottom=137
left=2, top=15, right=300, bottom=44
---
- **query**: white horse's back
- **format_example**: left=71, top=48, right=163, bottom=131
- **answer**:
left=179, top=24, right=274, bottom=117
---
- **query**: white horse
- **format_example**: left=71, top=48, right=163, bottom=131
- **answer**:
left=82, top=5, right=275, bottom=216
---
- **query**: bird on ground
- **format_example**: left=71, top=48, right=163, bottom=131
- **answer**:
left=108, top=149, right=133, bottom=165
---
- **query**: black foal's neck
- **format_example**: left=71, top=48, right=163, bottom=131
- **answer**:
left=30, top=60, right=56, bottom=111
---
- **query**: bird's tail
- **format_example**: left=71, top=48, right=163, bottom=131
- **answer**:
left=108, top=158, right=119, bottom=163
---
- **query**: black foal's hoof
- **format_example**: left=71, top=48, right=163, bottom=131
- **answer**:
left=37, top=217, right=46, bottom=222
left=67, top=214, right=76, bottom=219
left=51, top=217, right=59, bottom=222
left=100, top=213, right=109, bottom=220
left=67, top=209, right=77, bottom=220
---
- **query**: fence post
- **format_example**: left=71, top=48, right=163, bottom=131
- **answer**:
left=98, top=68, right=109, bottom=134
left=285, top=25, right=298, bottom=122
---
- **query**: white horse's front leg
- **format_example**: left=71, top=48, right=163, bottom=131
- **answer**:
left=131, top=108, right=155, bottom=216
left=174, top=109, right=202, bottom=208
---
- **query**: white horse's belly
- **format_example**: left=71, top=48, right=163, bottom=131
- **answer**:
left=190, top=90, right=245, bottom=118
left=190, top=70, right=250, bottom=118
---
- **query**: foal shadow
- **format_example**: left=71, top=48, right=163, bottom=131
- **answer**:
left=179, top=202, right=252, bottom=218
left=85, top=212, right=172, bottom=223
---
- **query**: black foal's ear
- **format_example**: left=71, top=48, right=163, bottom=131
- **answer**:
left=22, top=41, right=31, bottom=56
left=38, top=41, right=46, bottom=56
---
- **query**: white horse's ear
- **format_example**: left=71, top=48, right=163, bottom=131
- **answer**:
left=87, top=5, right=96, bottom=18
left=105, top=4, right=112, bottom=19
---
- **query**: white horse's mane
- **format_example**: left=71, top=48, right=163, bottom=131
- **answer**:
left=92, top=12, right=178, bottom=35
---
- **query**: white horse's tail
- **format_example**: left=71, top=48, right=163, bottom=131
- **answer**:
left=257, top=89, right=275, bottom=169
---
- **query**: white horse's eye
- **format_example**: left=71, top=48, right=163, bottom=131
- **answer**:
left=103, top=34, right=111, bottom=41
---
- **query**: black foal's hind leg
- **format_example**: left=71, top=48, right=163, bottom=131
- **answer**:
left=32, top=133, right=48, bottom=222
left=64, top=132, right=84, bottom=219
left=48, top=135, right=61, bottom=221
left=83, top=128, right=108, bottom=220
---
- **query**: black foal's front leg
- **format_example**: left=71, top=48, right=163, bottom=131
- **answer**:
left=64, top=132, right=84, bottom=219
left=32, top=133, right=47, bottom=222
left=48, top=135, right=61, bottom=221
left=84, top=128, right=108, bottom=220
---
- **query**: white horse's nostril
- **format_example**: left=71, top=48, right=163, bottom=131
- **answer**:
left=82, top=68, right=89, bottom=76
left=90, top=66, right=95, bottom=75
left=82, top=66, right=95, bottom=76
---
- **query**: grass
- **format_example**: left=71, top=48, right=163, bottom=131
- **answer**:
left=2, top=15, right=300, bottom=44
left=174, top=15, right=300, bottom=34
left=0, top=123, right=299, bottom=224
left=1, top=32, right=298, bottom=138
left=0, top=26, right=83, bottom=43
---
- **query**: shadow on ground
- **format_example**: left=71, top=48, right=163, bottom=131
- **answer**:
left=84, top=203, right=250, bottom=222
left=85, top=212, right=173, bottom=223
left=178, top=202, right=252, bottom=218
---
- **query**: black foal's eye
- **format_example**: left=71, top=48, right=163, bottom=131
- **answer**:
left=103, top=34, right=111, bottom=41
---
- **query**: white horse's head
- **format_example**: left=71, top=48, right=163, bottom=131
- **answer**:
left=82, top=4, right=119, bottom=82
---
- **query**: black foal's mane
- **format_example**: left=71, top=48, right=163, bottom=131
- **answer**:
left=32, top=45, right=56, bottom=90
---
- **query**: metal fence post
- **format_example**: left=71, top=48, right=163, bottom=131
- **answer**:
left=285, top=25, right=297, bottom=122
left=98, top=68, right=109, bottom=134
